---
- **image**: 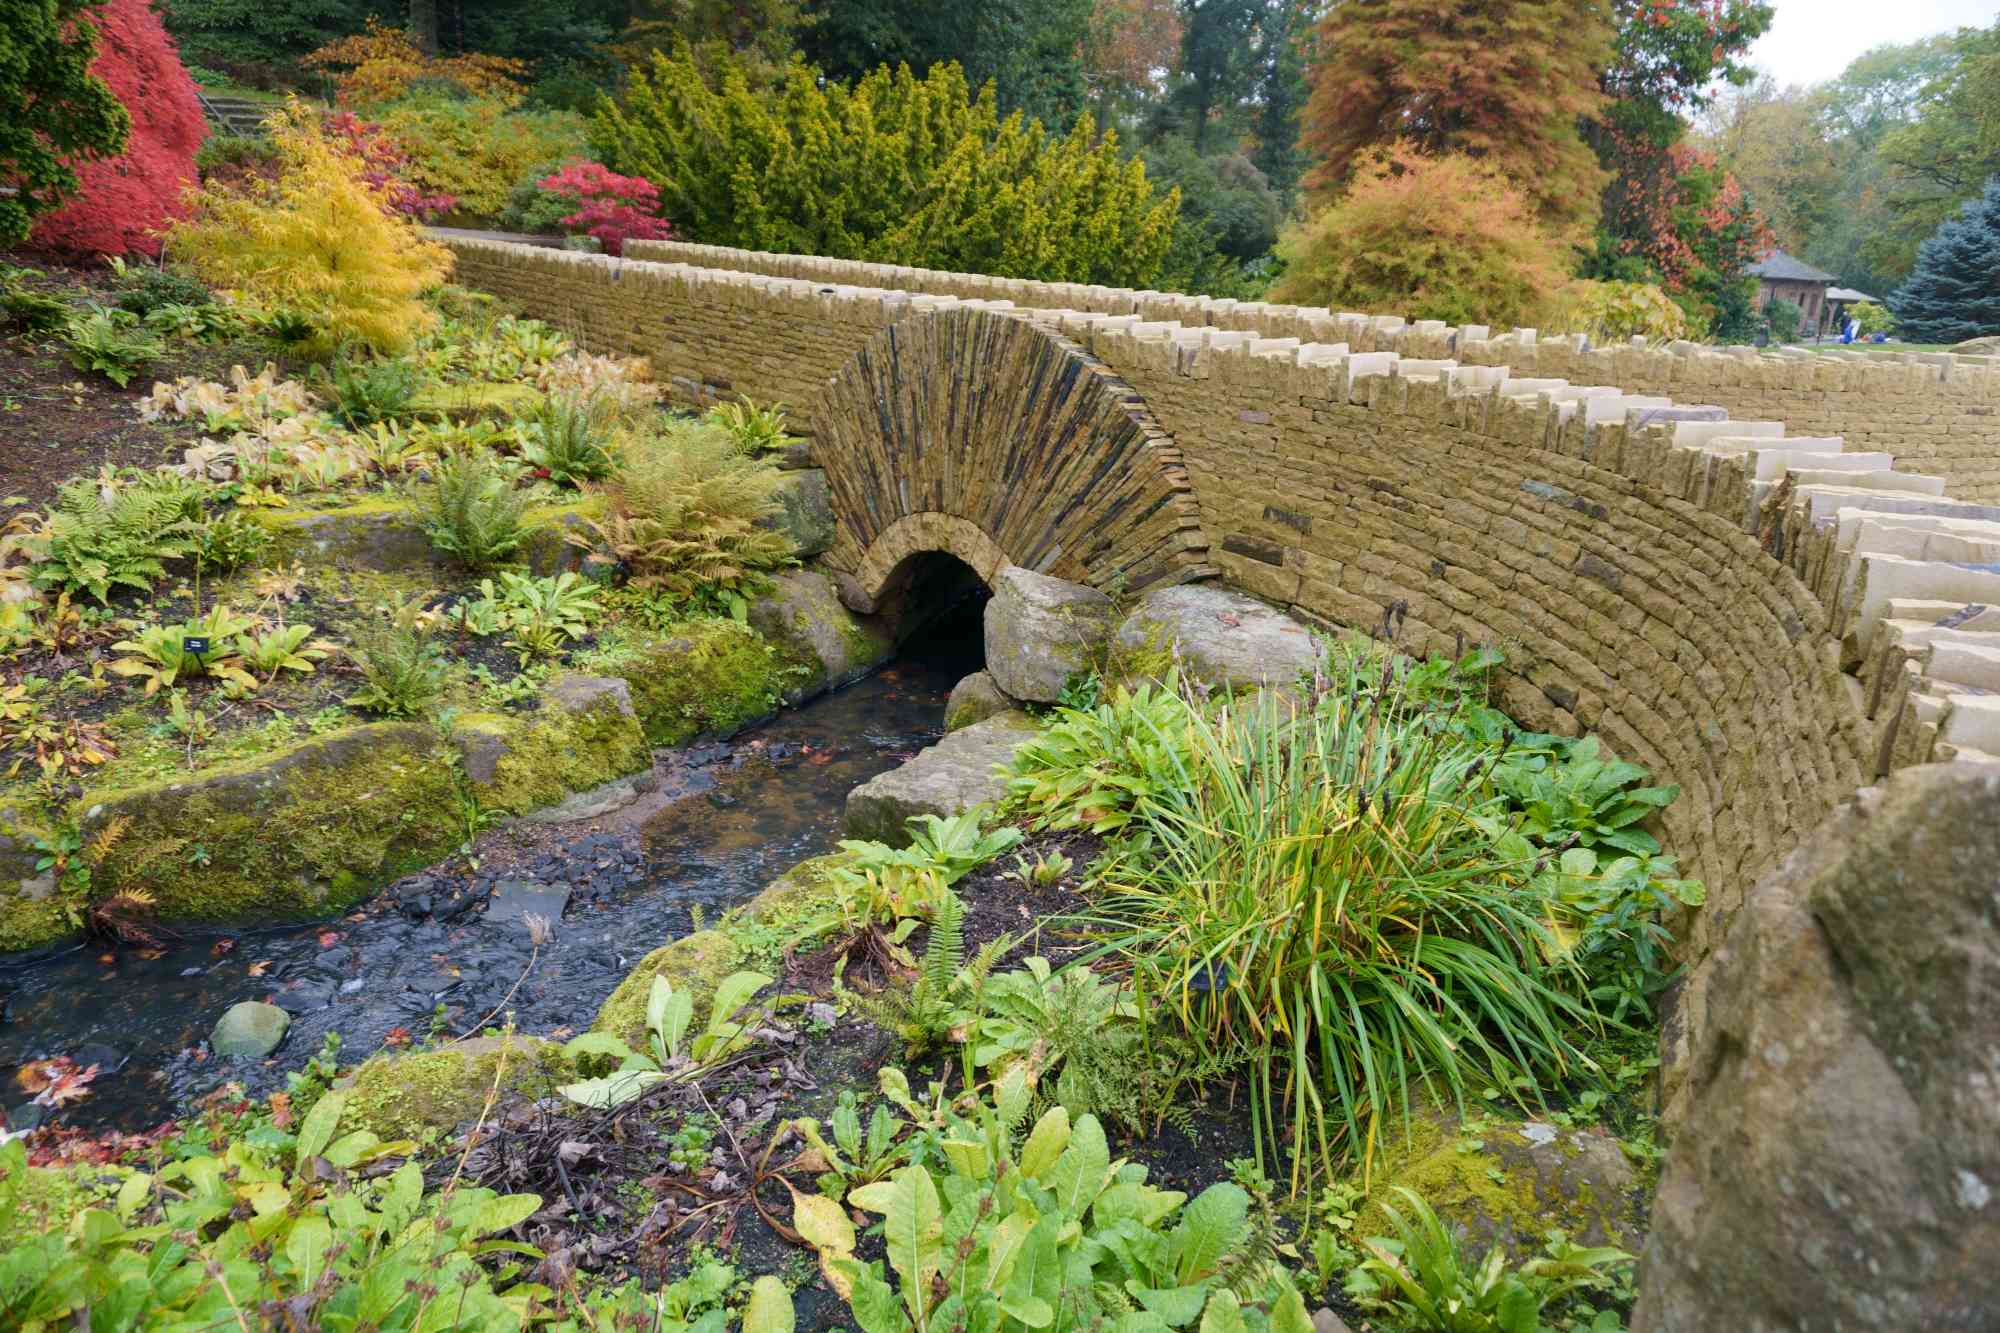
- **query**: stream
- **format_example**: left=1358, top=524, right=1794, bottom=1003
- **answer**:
left=0, top=620, right=981, bottom=1135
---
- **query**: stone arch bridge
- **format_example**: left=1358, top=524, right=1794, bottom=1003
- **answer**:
left=438, top=231, right=2000, bottom=1074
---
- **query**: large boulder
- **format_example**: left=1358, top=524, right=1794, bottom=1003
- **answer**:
left=983, top=566, right=1113, bottom=703
left=212, top=1001, right=290, bottom=1059
left=1115, top=584, right=1322, bottom=694
left=747, top=569, right=894, bottom=701
left=1635, top=762, right=2000, bottom=1332
left=844, top=711, right=1039, bottom=845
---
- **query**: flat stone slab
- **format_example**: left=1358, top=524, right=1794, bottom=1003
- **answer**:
left=1116, top=583, right=1323, bottom=692
left=212, top=1001, right=290, bottom=1059
left=844, top=710, right=1039, bottom=845
left=485, top=879, right=571, bottom=925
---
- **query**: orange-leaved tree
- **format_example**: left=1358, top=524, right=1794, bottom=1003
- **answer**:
left=170, top=100, right=452, bottom=354
left=302, top=19, right=528, bottom=108
left=1300, top=0, right=1615, bottom=239
left=1270, top=150, right=1570, bottom=328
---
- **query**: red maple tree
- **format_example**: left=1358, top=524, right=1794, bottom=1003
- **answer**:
left=29, top=0, right=207, bottom=259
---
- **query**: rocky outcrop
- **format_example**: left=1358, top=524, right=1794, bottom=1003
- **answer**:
left=844, top=710, right=1039, bottom=844
left=983, top=566, right=1113, bottom=703
left=1635, top=762, right=2000, bottom=1332
left=944, top=671, right=1015, bottom=732
left=1115, top=584, right=1323, bottom=694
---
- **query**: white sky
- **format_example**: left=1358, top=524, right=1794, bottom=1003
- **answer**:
left=1749, top=0, right=1998, bottom=87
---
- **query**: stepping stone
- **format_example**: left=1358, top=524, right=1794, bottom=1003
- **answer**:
left=844, top=711, right=1040, bottom=845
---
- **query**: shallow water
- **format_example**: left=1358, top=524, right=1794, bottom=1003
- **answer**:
left=0, top=620, right=979, bottom=1134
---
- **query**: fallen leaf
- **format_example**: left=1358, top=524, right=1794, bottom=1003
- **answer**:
left=316, top=930, right=342, bottom=949
left=247, top=959, right=271, bottom=977
left=383, top=1027, right=412, bottom=1047
left=211, top=938, right=236, bottom=957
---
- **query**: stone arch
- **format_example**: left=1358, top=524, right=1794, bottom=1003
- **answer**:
left=813, top=307, right=1209, bottom=606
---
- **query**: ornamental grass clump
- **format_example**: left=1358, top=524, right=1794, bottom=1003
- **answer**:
left=1086, top=662, right=1594, bottom=1194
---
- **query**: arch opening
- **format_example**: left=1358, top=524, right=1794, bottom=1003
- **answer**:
left=871, top=549, right=989, bottom=679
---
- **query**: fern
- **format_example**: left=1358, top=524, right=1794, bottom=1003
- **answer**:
left=859, top=892, right=1015, bottom=1058
left=418, top=449, right=534, bottom=568
left=580, top=419, right=793, bottom=599
left=22, top=478, right=203, bottom=602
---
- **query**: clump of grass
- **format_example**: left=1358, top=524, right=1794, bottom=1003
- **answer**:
left=1083, top=657, right=1595, bottom=1194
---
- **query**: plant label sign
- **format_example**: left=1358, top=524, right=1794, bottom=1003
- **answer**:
left=183, top=636, right=211, bottom=656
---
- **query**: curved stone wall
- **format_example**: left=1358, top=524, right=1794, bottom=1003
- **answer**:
left=438, top=234, right=2000, bottom=1120
left=627, top=237, right=2000, bottom=504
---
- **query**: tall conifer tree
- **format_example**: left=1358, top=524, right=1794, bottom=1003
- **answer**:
left=1891, top=177, right=2000, bottom=343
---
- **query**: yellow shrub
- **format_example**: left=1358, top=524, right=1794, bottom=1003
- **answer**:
left=1547, top=279, right=1690, bottom=344
left=169, top=102, right=452, bottom=355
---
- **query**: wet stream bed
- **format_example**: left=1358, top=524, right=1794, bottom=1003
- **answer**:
left=0, top=642, right=972, bottom=1135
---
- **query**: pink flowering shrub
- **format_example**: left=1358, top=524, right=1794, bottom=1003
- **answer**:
left=536, top=163, right=671, bottom=256
left=326, top=111, right=456, bottom=221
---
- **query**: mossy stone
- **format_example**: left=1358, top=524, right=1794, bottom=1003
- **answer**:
left=591, top=853, right=849, bottom=1046
left=450, top=674, right=652, bottom=817
left=0, top=807, right=65, bottom=954
left=339, top=1033, right=571, bottom=1140
left=258, top=496, right=595, bottom=576
left=746, top=569, right=895, bottom=704
left=1355, top=1108, right=1643, bottom=1262
left=405, top=381, right=545, bottom=423
left=592, top=618, right=801, bottom=745
left=76, top=721, right=462, bottom=925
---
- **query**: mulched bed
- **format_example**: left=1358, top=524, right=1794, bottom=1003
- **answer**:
left=445, top=825, right=1370, bottom=1330
left=0, top=261, right=300, bottom=523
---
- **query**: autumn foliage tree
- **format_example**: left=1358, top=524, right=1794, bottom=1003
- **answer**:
left=1299, top=0, right=1615, bottom=238
left=27, top=0, right=206, bottom=259
left=1270, top=151, right=1569, bottom=327
left=170, top=101, right=452, bottom=354
left=1, top=0, right=128, bottom=248
left=302, top=20, right=528, bottom=106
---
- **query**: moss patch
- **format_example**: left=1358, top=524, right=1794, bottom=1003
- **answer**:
left=406, top=381, right=544, bottom=423
left=591, top=853, right=849, bottom=1045
left=587, top=618, right=804, bottom=746
left=258, top=496, right=594, bottom=577
left=451, top=677, right=651, bottom=817
left=340, top=1033, right=571, bottom=1140
left=1353, top=1108, right=1644, bottom=1259
left=76, top=721, right=462, bottom=924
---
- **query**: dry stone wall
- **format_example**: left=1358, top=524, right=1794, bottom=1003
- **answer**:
left=439, top=234, right=2000, bottom=1124
left=628, top=238, right=2000, bottom=504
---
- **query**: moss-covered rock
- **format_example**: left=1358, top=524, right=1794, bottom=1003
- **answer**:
left=591, top=853, right=849, bottom=1045
left=0, top=805, right=65, bottom=954
left=746, top=570, right=895, bottom=704
left=76, top=722, right=462, bottom=924
left=258, top=496, right=596, bottom=577
left=1355, top=1108, right=1644, bottom=1262
left=944, top=671, right=1014, bottom=732
left=590, top=618, right=807, bottom=745
left=340, top=1033, right=571, bottom=1140
left=451, top=674, right=652, bottom=817
left=405, top=381, right=544, bottom=423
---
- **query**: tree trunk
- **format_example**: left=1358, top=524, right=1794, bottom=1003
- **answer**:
left=409, top=0, right=439, bottom=56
